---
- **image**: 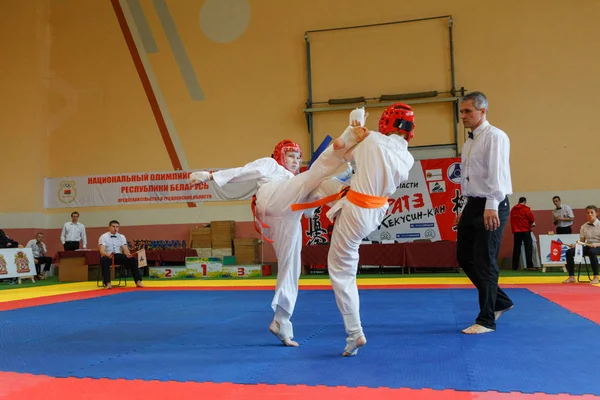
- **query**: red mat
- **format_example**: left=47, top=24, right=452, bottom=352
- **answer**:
left=1, top=372, right=598, bottom=400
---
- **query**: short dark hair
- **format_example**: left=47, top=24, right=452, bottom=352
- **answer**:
left=519, top=197, right=527, bottom=203
left=71, top=211, right=79, bottom=217
left=109, top=220, right=120, bottom=226
left=586, top=205, right=597, bottom=213
left=461, top=91, right=488, bottom=111
left=552, top=196, right=561, bottom=201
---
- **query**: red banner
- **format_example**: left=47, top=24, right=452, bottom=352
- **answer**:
left=550, top=240, right=562, bottom=262
left=301, top=157, right=464, bottom=245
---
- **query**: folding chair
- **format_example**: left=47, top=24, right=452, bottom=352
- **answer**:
left=96, top=260, right=128, bottom=288
left=577, top=256, right=594, bottom=283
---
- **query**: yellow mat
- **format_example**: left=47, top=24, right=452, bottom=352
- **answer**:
left=0, top=275, right=571, bottom=304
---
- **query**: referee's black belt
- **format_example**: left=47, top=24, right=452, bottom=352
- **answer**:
left=467, top=196, right=508, bottom=203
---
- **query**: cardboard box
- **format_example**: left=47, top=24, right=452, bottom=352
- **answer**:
left=190, top=227, right=211, bottom=248
left=234, top=238, right=257, bottom=246
left=234, top=238, right=259, bottom=264
left=195, top=248, right=212, bottom=258
left=211, top=220, right=235, bottom=235
left=211, top=220, right=235, bottom=249
left=212, top=248, right=233, bottom=257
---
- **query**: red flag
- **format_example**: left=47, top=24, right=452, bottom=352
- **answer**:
left=550, top=240, right=562, bottom=261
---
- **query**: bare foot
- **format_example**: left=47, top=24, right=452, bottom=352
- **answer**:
left=562, top=277, right=576, bottom=284
left=342, top=335, right=367, bottom=357
left=590, top=278, right=599, bottom=285
left=105, top=283, right=112, bottom=290
left=269, top=320, right=299, bottom=347
left=495, top=305, right=514, bottom=321
left=462, top=324, right=495, bottom=334
left=135, top=281, right=145, bottom=288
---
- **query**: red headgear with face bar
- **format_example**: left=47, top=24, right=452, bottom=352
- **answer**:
left=378, top=103, right=416, bottom=142
left=273, top=140, right=302, bottom=173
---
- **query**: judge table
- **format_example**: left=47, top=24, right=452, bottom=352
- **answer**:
left=52, top=249, right=198, bottom=282
left=301, top=241, right=458, bottom=274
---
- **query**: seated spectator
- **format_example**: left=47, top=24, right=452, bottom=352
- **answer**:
left=98, top=220, right=144, bottom=290
left=0, top=230, right=22, bottom=284
left=0, top=229, right=20, bottom=249
left=563, top=205, right=600, bottom=285
left=25, top=233, right=53, bottom=280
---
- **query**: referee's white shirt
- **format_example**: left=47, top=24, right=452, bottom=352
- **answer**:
left=461, top=120, right=513, bottom=210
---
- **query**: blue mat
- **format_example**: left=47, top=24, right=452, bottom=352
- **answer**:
left=0, top=288, right=598, bottom=395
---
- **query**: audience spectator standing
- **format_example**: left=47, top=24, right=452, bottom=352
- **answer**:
left=61, top=211, right=87, bottom=251
left=510, top=197, right=536, bottom=270
left=552, top=196, right=574, bottom=234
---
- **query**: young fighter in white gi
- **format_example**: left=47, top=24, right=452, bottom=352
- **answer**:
left=190, top=111, right=367, bottom=347
left=296, top=103, right=416, bottom=356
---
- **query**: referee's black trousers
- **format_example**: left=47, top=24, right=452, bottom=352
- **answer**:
left=457, top=196, right=514, bottom=330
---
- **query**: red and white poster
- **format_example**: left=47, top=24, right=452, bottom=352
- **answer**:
left=301, top=157, right=464, bottom=245
left=43, top=170, right=256, bottom=208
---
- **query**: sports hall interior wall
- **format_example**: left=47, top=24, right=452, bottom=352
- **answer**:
left=0, top=0, right=598, bottom=262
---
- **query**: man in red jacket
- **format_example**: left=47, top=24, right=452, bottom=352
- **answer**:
left=510, top=197, right=536, bottom=270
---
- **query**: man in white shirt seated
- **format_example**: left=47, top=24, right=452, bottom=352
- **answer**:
left=61, top=211, right=88, bottom=251
left=98, top=220, right=144, bottom=289
left=25, top=232, right=53, bottom=280
left=563, top=205, right=600, bottom=285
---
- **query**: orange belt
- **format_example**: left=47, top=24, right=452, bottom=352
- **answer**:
left=290, top=186, right=350, bottom=212
left=291, top=187, right=387, bottom=211
left=251, top=195, right=274, bottom=243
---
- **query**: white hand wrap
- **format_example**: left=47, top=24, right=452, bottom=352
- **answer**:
left=349, top=107, right=366, bottom=126
left=190, top=171, right=210, bottom=184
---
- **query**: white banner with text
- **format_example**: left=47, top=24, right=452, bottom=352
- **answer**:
left=44, top=170, right=256, bottom=208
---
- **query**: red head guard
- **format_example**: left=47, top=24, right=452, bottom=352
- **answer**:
left=273, top=140, right=302, bottom=173
left=378, top=103, right=416, bottom=142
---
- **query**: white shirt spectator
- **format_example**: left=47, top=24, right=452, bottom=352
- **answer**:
left=98, top=232, right=127, bottom=255
left=579, top=219, right=600, bottom=243
left=25, top=239, right=47, bottom=258
left=61, top=222, right=87, bottom=248
left=553, top=204, right=574, bottom=228
left=461, top=121, right=513, bottom=210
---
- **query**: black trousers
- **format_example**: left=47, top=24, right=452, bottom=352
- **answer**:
left=512, top=231, right=533, bottom=270
left=565, top=246, right=600, bottom=276
left=100, top=254, right=142, bottom=285
left=556, top=226, right=572, bottom=234
left=457, top=196, right=514, bottom=330
left=64, top=241, right=80, bottom=251
left=35, top=256, right=53, bottom=275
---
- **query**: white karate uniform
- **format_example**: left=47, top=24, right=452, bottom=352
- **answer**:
left=211, top=145, right=348, bottom=336
left=325, top=132, right=414, bottom=340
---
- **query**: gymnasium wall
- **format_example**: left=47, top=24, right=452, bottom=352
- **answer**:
left=1, top=0, right=598, bottom=261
